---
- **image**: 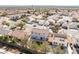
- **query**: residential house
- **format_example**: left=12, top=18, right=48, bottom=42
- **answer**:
left=31, top=24, right=53, bottom=42
left=62, top=22, right=68, bottom=29
left=8, top=29, right=27, bottom=40
left=48, top=28, right=74, bottom=47
left=68, top=22, right=78, bottom=30
left=0, top=25, right=11, bottom=35
left=58, top=29, right=79, bottom=45
left=9, top=14, right=21, bottom=21
left=37, top=20, right=45, bottom=26
left=48, top=33, right=68, bottom=47
left=0, top=17, right=10, bottom=24
left=47, top=19, right=55, bottom=25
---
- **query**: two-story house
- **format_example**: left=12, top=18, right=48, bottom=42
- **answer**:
left=31, top=24, right=53, bottom=42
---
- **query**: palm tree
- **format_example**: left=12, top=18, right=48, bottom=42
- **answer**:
left=20, top=35, right=29, bottom=48
left=2, top=35, right=8, bottom=42
left=21, top=17, right=28, bottom=23
left=51, top=24, right=60, bottom=33
left=2, top=21, right=10, bottom=26
left=10, top=26, right=16, bottom=30
left=20, top=14, right=26, bottom=18
left=41, top=41, right=52, bottom=53
left=16, top=21, right=25, bottom=30
left=0, top=35, right=4, bottom=41
left=1, top=12, right=7, bottom=16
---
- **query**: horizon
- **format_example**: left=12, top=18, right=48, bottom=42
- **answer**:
left=0, top=5, right=79, bottom=9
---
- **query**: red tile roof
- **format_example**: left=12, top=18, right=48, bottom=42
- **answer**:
left=8, top=30, right=26, bottom=39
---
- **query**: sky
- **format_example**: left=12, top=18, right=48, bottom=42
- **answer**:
left=0, top=0, right=79, bottom=6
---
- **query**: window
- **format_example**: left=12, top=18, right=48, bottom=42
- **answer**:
left=60, top=39, right=64, bottom=41
left=53, top=42, right=57, bottom=45
left=40, top=37, right=43, bottom=40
